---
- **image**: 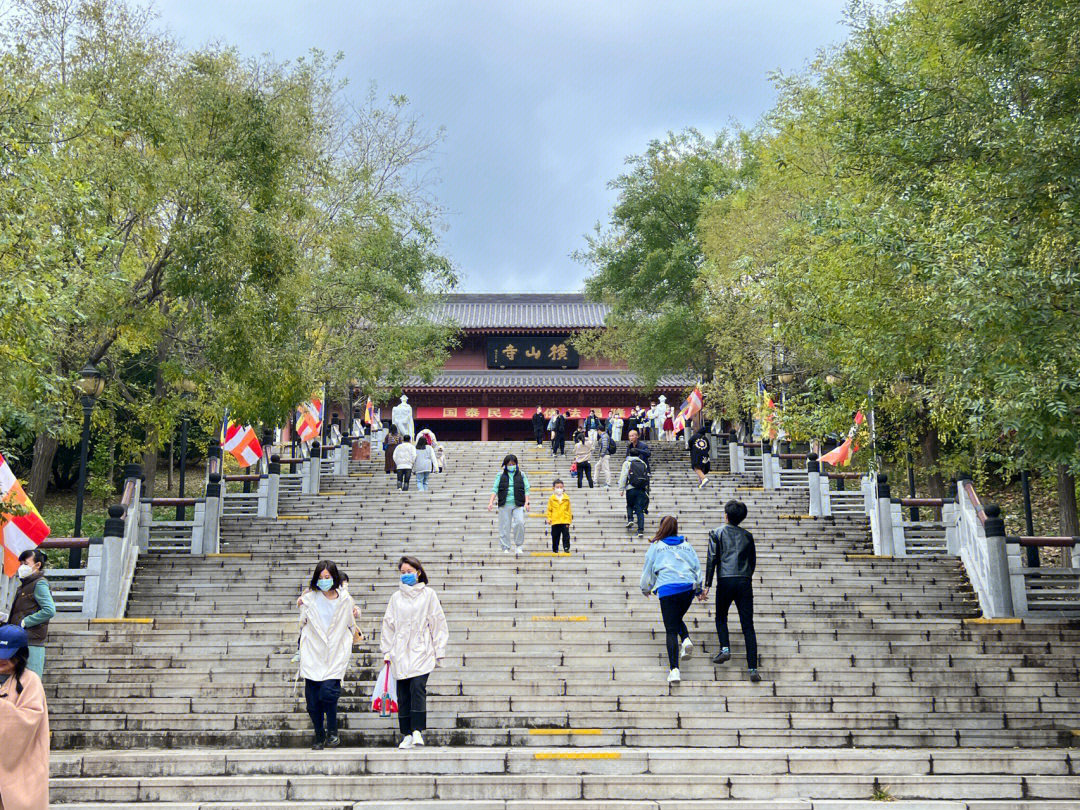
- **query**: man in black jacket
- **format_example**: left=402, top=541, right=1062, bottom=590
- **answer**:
left=551, top=411, right=567, bottom=456
left=701, top=499, right=760, bottom=681
left=531, top=407, right=547, bottom=446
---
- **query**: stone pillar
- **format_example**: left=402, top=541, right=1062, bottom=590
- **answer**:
left=761, top=440, right=776, bottom=489
left=890, top=498, right=907, bottom=557
left=983, top=503, right=1015, bottom=618
left=306, top=442, right=322, bottom=494
left=875, top=474, right=895, bottom=556
left=96, top=504, right=127, bottom=619
left=481, top=418, right=489, bottom=442
left=807, top=454, right=823, bottom=517
left=202, top=472, right=222, bottom=555
left=260, top=454, right=281, bottom=518
left=729, top=441, right=741, bottom=475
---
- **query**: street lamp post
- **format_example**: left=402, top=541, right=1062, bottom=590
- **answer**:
left=176, top=379, right=197, bottom=521
left=72, top=363, right=105, bottom=569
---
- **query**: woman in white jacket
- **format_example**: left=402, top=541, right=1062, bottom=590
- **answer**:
left=381, top=556, right=449, bottom=749
left=298, top=560, right=357, bottom=750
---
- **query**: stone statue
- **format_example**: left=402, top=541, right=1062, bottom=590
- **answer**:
left=391, top=395, right=414, bottom=439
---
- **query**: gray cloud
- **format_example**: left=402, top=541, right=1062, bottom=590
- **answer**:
left=153, top=0, right=848, bottom=292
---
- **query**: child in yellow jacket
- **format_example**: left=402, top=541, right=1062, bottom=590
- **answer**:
left=545, top=478, right=573, bottom=552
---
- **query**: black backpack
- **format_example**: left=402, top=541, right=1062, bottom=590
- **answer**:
left=627, top=456, right=650, bottom=489
left=606, top=438, right=618, bottom=455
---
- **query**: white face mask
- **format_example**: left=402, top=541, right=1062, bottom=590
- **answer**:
left=554, top=488, right=564, bottom=497
left=17, top=564, right=34, bottom=580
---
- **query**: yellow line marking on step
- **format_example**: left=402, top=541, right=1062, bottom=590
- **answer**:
left=531, top=552, right=571, bottom=557
left=846, top=554, right=892, bottom=560
left=90, top=618, right=153, bottom=624
left=963, top=617, right=1023, bottom=625
left=778, top=514, right=815, bottom=519
left=529, top=728, right=602, bottom=735
left=534, top=752, right=621, bottom=760
left=531, top=616, right=588, bottom=622
left=206, top=553, right=251, bottom=558
left=278, top=515, right=309, bottom=520
left=736, top=487, right=765, bottom=492
left=349, top=473, right=374, bottom=477
left=319, top=491, right=346, bottom=496
left=527, top=513, right=547, bottom=518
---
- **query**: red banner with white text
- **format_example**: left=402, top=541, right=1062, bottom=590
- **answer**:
left=413, top=406, right=636, bottom=420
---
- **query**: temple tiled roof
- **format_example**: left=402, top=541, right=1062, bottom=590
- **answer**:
left=431, top=293, right=609, bottom=330
left=404, top=370, right=694, bottom=391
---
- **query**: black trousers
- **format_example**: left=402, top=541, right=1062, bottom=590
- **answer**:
left=715, top=577, right=758, bottom=668
left=552, top=433, right=565, bottom=455
left=658, top=590, right=695, bottom=670
left=625, top=487, right=649, bottom=531
left=534, top=427, right=545, bottom=445
left=396, top=469, right=412, bottom=490
left=304, top=678, right=341, bottom=740
left=551, top=523, right=570, bottom=552
left=575, top=461, right=593, bottom=488
left=397, top=673, right=429, bottom=735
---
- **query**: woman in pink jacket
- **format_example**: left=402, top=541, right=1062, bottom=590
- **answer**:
left=0, top=625, right=49, bottom=810
left=381, top=556, right=449, bottom=749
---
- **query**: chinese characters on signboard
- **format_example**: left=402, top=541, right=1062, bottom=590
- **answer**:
left=486, top=336, right=580, bottom=369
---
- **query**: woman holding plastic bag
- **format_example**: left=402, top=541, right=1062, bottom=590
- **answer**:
left=298, top=561, right=358, bottom=750
left=380, top=556, right=449, bottom=749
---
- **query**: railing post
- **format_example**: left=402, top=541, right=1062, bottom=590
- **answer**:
left=306, top=441, right=322, bottom=494
left=890, top=498, right=907, bottom=557
left=203, top=472, right=222, bottom=555
left=729, top=441, right=741, bottom=475
left=807, top=454, right=823, bottom=517
left=138, top=498, right=152, bottom=553
left=875, top=474, right=895, bottom=556
left=334, top=443, right=348, bottom=476
left=982, top=503, right=1015, bottom=618
left=761, top=440, right=776, bottom=490
left=81, top=539, right=103, bottom=619
left=191, top=499, right=206, bottom=555
left=96, top=504, right=126, bottom=619
left=261, top=454, right=281, bottom=518
left=1005, top=538, right=1029, bottom=618
left=206, top=439, right=222, bottom=483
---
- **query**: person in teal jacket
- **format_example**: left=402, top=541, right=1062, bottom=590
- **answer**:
left=640, top=516, right=702, bottom=684
left=6, top=549, right=56, bottom=678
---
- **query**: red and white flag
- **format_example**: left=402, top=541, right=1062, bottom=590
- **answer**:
left=223, top=424, right=264, bottom=468
left=673, top=386, right=704, bottom=434
left=296, top=399, right=323, bottom=443
left=0, top=452, right=51, bottom=577
left=820, top=411, right=865, bottom=467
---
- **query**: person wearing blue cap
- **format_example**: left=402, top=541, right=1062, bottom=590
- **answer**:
left=0, top=624, right=50, bottom=809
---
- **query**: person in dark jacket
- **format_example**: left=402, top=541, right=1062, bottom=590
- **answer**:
left=583, top=410, right=602, bottom=443
left=689, top=426, right=711, bottom=488
left=531, top=407, right=547, bottom=446
left=701, top=499, right=760, bottom=682
left=383, top=424, right=401, bottom=475
left=625, top=429, right=651, bottom=466
left=551, top=411, right=568, bottom=456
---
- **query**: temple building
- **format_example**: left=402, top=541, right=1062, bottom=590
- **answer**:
left=384, top=293, right=694, bottom=441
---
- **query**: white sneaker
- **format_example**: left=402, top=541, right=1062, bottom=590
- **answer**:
left=515, top=546, right=524, bottom=556
left=412, top=730, right=424, bottom=746
left=681, top=637, right=693, bottom=660
left=667, top=668, right=681, bottom=683
left=699, top=477, right=709, bottom=488
left=399, top=735, right=414, bottom=748
left=502, top=547, right=511, bottom=554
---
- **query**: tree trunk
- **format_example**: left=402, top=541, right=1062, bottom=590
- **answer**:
left=141, top=330, right=171, bottom=496
left=27, top=432, right=59, bottom=503
left=918, top=423, right=945, bottom=499
left=1057, top=465, right=1079, bottom=536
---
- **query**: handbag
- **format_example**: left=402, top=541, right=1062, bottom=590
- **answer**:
left=371, top=660, right=398, bottom=716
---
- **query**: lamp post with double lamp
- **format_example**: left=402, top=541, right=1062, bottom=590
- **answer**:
left=72, top=363, right=105, bottom=568
left=176, top=379, right=197, bottom=521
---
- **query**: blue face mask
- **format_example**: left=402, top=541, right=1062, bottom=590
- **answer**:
left=400, top=573, right=418, bottom=586
left=506, top=465, right=517, bottom=473
left=316, top=578, right=333, bottom=592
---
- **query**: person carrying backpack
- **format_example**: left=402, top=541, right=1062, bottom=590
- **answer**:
left=618, top=446, right=651, bottom=536
left=596, top=430, right=616, bottom=489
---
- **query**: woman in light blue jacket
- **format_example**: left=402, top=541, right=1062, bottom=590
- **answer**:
left=640, top=515, right=703, bottom=683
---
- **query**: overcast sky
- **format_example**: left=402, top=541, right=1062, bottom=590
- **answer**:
left=152, top=0, right=849, bottom=292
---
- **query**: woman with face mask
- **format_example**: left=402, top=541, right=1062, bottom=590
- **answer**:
left=297, top=560, right=358, bottom=750
left=486, top=454, right=531, bottom=554
left=380, top=556, right=449, bottom=749
left=0, top=624, right=50, bottom=810
left=4, top=550, right=55, bottom=679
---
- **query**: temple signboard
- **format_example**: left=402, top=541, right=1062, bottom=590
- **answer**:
left=486, top=336, right=579, bottom=369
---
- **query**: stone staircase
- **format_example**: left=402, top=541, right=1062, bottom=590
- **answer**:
left=44, top=440, right=1080, bottom=807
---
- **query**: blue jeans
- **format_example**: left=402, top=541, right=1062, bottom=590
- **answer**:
left=626, top=487, right=649, bottom=532
left=416, top=471, right=431, bottom=491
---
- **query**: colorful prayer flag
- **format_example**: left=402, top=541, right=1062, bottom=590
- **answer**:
left=819, top=411, right=865, bottom=467
left=296, top=399, right=323, bottom=442
left=223, top=424, right=264, bottom=468
left=673, top=386, right=704, bottom=434
left=0, top=452, right=50, bottom=577
left=363, top=398, right=375, bottom=426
